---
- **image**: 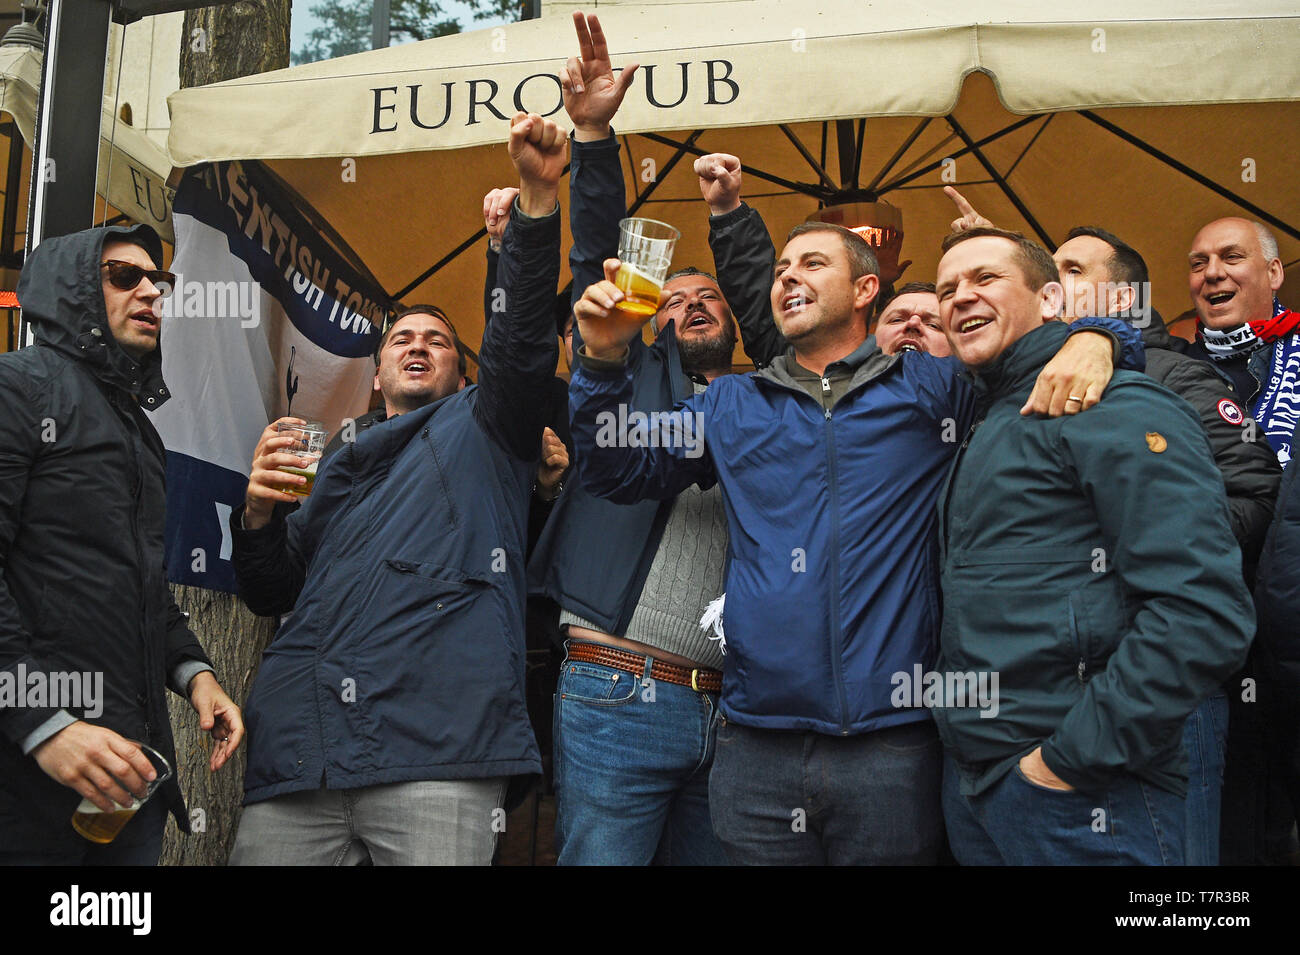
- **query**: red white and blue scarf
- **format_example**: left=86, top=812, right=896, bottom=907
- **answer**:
left=1199, top=298, right=1300, bottom=467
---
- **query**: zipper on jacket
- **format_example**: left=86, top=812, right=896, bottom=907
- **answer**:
left=1067, top=598, right=1087, bottom=685
left=109, top=388, right=157, bottom=743
left=823, top=409, right=851, bottom=735
left=939, top=418, right=982, bottom=549
left=749, top=372, right=865, bottom=734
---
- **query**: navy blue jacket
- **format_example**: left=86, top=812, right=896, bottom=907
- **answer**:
left=230, top=204, right=558, bottom=803
left=571, top=339, right=972, bottom=734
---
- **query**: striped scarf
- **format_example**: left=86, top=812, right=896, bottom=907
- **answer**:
left=1200, top=299, right=1300, bottom=466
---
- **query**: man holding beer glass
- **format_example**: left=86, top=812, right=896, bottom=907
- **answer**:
left=0, top=224, right=243, bottom=864
left=227, top=111, right=566, bottom=865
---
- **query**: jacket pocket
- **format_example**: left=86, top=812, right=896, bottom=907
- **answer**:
left=1065, top=579, right=1128, bottom=683
left=346, top=560, right=495, bottom=647
left=342, top=559, right=525, bottom=769
left=419, top=430, right=460, bottom=530
left=1067, top=593, right=1087, bottom=684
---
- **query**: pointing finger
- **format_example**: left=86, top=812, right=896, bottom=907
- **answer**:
left=944, top=185, right=976, bottom=218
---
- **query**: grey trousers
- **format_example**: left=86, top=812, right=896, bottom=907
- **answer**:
left=229, top=777, right=509, bottom=866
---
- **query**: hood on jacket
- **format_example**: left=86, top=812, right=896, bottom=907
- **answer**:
left=16, top=223, right=171, bottom=409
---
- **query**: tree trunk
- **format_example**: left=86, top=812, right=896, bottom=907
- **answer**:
left=160, top=587, right=278, bottom=865
left=161, top=0, right=291, bottom=867
left=179, top=2, right=292, bottom=89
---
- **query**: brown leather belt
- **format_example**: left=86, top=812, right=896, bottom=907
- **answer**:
left=565, top=641, right=722, bottom=694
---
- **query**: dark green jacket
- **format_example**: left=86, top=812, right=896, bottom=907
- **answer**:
left=933, top=321, right=1255, bottom=797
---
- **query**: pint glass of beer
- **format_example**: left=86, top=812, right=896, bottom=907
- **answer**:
left=273, top=420, right=328, bottom=497
left=71, top=743, right=173, bottom=844
left=614, top=218, right=680, bottom=322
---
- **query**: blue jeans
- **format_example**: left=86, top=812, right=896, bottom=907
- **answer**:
left=941, top=751, right=1185, bottom=865
left=553, top=646, right=726, bottom=865
left=1184, top=692, right=1228, bottom=866
left=708, top=717, right=944, bottom=865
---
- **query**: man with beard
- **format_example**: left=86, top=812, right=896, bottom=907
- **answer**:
left=526, top=11, right=769, bottom=865
left=541, top=270, right=744, bottom=866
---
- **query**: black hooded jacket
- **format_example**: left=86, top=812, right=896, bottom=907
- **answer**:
left=1140, top=313, right=1281, bottom=578
left=0, top=225, right=212, bottom=843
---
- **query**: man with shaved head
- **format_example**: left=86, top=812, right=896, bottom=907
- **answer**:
left=1167, top=217, right=1298, bottom=865
left=1177, top=218, right=1295, bottom=464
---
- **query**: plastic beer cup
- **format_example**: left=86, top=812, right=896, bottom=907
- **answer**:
left=70, top=742, right=173, bottom=844
left=273, top=420, right=327, bottom=497
left=613, top=218, right=680, bottom=323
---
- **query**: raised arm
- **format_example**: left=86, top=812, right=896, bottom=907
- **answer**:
left=482, top=186, right=519, bottom=329
left=474, top=112, right=564, bottom=461
left=697, top=154, right=787, bottom=368
left=569, top=259, right=714, bottom=503
left=560, top=11, right=637, bottom=357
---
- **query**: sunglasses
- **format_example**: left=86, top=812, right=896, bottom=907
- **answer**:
left=101, top=260, right=176, bottom=293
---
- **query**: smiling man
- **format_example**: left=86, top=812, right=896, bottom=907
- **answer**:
left=1172, top=218, right=1298, bottom=865
left=226, top=111, right=565, bottom=866
left=566, top=212, right=1142, bottom=864
left=526, top=13, right=765, bottom=866
left=1051, top=224, right=1280, bottom=867
left=1174, top=218, right=1297, bottom=467
left=373, top=307, right=466, bottom=411
left=931, top=227, right=1254, bottom=865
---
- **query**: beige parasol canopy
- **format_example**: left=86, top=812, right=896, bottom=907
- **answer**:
left=0, top=44, right=175, bottom=244
left=165, top=1, right=1300, bottom=360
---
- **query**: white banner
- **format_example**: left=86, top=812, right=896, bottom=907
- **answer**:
left=148, top=160, right=388, bottom=592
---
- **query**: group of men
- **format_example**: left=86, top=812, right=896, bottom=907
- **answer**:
left=2, top=12, right=1297, bottom=866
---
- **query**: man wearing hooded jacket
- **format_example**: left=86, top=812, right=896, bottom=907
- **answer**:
left=0, top=224, right=243, bottom=864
